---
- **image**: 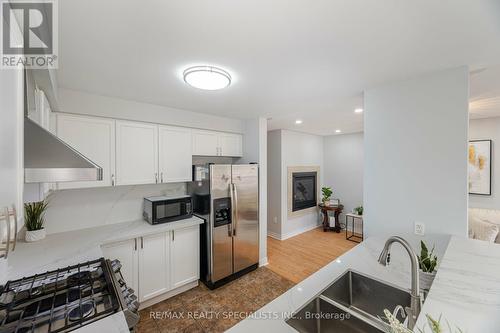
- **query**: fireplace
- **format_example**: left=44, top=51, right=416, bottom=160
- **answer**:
left=292, top=172, right=317, bottom=212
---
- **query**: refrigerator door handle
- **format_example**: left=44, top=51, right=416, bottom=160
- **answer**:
left=232, top=183, right=238, bottom=236
left=229, top=183, right=235, bottom=237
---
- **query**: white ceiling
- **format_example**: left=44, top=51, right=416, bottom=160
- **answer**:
left=57, top=0, right=500, bottom=136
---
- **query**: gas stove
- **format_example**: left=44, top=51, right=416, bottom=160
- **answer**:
left=0, top=258, right=139, bottom=333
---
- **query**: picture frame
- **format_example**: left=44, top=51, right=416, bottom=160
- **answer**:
left=468, top=139, right=492, bottom=196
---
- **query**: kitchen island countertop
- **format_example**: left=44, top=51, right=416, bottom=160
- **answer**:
left=229, top=234, right=500, bottom=333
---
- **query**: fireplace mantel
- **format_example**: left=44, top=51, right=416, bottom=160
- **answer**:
left=287, top=166, right=320, bottom=219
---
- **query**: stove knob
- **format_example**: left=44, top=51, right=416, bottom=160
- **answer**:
left=127, top=294, right=138, bottom=303
left=123, top=287, right=135, bottom=297
left=129, top=301, right=139, bottom=312
left=110, top=259, right=122, bottom=273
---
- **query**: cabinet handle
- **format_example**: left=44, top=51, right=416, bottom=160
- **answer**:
left=172, top=230, right=175, bottom=242
left=155, top=173, right=158, bottom=184
left=134, top=238, right=137, bottom=251
left=111, top=174, right=115, bottom=186
left=160, top=172, right=163, bottom=183
left=140, top=237, right=144, bottom=249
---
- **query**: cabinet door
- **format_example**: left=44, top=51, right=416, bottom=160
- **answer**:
left=116, top=121, right=158, bottom=185
left=218, top=133, right=243, bottom=157
left=101, top=239, right=139, bottom=293
left=159, top=126, right=192, bottom=182
left=138, top=233, right=170, bottom=302
left=192, top=130, right=218, bottom=156
left=57, top=114, right=116, bottom=189
left=170, top=226, right=200, bottom=289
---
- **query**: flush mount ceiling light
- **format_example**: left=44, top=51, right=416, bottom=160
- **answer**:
left=183, top=66, right=231, bottom=90
left=354, top=108, right=364, bottom=113
left=295, top=119, right=303, bottom=124
left=335, top=129, right=342, bottom=133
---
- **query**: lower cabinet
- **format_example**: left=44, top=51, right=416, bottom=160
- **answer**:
left=101, top=225, right=200, bottom=304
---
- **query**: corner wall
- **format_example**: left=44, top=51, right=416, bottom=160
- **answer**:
left=469, top=117, right=500, bottom=210
left=267, top=129, right=324, bottom=240
left=323, top=133, right=364, bottom=224
left=364, top=67, right=469, bottom=237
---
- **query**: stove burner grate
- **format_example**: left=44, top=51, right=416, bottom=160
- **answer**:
left=68, top=301, right=95, bottom=322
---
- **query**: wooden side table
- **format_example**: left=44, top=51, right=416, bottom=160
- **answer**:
left=345, top=213, right=363, bottom=243
left=318, top=204, right=344, bottom=233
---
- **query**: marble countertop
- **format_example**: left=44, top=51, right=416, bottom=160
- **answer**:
left=229, top=234, right=500, bottom=333
left=2, top=216, right=204, bottom=284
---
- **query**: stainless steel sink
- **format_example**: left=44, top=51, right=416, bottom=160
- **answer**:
left=286, top=270, right=412, bottom=332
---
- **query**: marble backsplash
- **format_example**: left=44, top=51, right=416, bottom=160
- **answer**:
left=43, top=183, right=186, bottom=235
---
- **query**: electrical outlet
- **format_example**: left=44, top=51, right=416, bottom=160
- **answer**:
left=414, top=222, right=425, bottom=236
left=273, top=216, right=278, bottom=224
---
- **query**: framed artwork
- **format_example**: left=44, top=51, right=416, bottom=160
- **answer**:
left=468, top=140, right=492, bottom=195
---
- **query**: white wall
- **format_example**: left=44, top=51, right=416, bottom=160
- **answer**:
left=240, top=118, right=268, bottom=266
left=267, top=129, right=324, bottom=240
left=43, top=183, right=185, bottom=234
left=324, top=133, right=364, bottom=226
left=364, top=67, right=469, bottom=238
left=58, top=88, right=244, bottom=133
left=267, top=130, right=282, bottom=238
left=469, top=117, right=500, bottom=210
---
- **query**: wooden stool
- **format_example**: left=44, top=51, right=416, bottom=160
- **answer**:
left=318, top=204, right=344, bottom=233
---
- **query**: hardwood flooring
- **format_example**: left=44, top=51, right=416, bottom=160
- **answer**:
left=266, top=227, right=359, bottom=284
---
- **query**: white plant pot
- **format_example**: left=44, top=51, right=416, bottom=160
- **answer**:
left=419, top=270, right=436, bottom=291
left=25, top=229, right=46, bottom=242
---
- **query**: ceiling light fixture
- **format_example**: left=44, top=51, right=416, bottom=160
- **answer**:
left=183, top=66, right=231, bottom=90
left=354, top=108, right=363, bottom=113
left=295, top=119, right=303, bottom=124
left=335, top=129, right=342, bottom=133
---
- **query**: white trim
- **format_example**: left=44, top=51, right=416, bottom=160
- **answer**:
left=267, top=231, right=282, bottom=240
left=259, top=257, right=268, bottom=267
left=281, top=223, right=321, bottom=240
left=138, top=280, right=198, bottom=310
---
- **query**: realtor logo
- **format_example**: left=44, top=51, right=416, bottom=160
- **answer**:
left=1, top=0, right=58, bottom=68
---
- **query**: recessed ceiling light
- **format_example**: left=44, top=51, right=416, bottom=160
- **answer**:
left=183, top=66, right=231, bottom=90
left=335, top=129, right=342, bottom=133
left=354, top=108, right=363, bottom=113
left=295, top=119, right=303, bottom=124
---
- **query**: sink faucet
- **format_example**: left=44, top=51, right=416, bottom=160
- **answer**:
left=378, top=236, right=421, bottom=330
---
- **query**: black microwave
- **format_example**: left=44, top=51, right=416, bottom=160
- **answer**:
left=143, top=195, right=192, bottom=224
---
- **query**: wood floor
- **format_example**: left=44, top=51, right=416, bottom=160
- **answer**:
left=266, top=227, right=359, bottom=284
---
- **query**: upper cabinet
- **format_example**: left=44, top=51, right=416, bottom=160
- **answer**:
left=116, top=120, right=158, bottom=185
left=52, top=113, right=244, bottom=189
left=192, top=130, right=219, bottom=156
left=57, top=114, right=116, bottom=189
left=193, top=130, right=242, bottom=157
left=158, top=125, right=192, bottom=183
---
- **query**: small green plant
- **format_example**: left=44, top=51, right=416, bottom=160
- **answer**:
left=354, top=205, right=363, bottom=215
left=418, top=241, right=438, bottom=273
left=321, top=187, right=333, bottom=203
left=383, top=310, right=464, bottom=333
left=24, top=200, right=48, bottom=231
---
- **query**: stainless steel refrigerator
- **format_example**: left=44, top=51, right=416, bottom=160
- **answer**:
left=191, top=164, right=259, bottom=289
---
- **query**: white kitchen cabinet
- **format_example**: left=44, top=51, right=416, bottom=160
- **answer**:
left=170, top=225, right=200, bottom=288
left=192, top=130, right=219, bottom=156
left=218, top=132, right=243, bottom=157
left=138, top=233, right=170, bottom=302
left=192, top=130, right=243, bottom=157
left=116, top=120, right=158, bottom=185
left=56, top=114, right=116, bottom=189
left=158, top=126, right=192, bottom=182
left=101, top=238, right=139, bottom=293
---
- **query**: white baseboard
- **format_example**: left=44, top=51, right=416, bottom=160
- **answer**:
left=259, top=257, right=268, bottom=266
left=267, top=230, right=282, bottom=240
left=267, top=224, right=321, bottom=241
left=138, top=280, right=198, bottom=310
left=281, top=223, right=321, bottom=240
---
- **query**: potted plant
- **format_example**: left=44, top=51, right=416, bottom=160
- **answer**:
left=354, top=205, right=363, bottom=215
left=321, top=187, right=333, bottom=205
left=383, top=310, right=464, bottom=333
left=24, top=200, right=48, bottom=242
left=418, top=240, right=438, bottom=291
